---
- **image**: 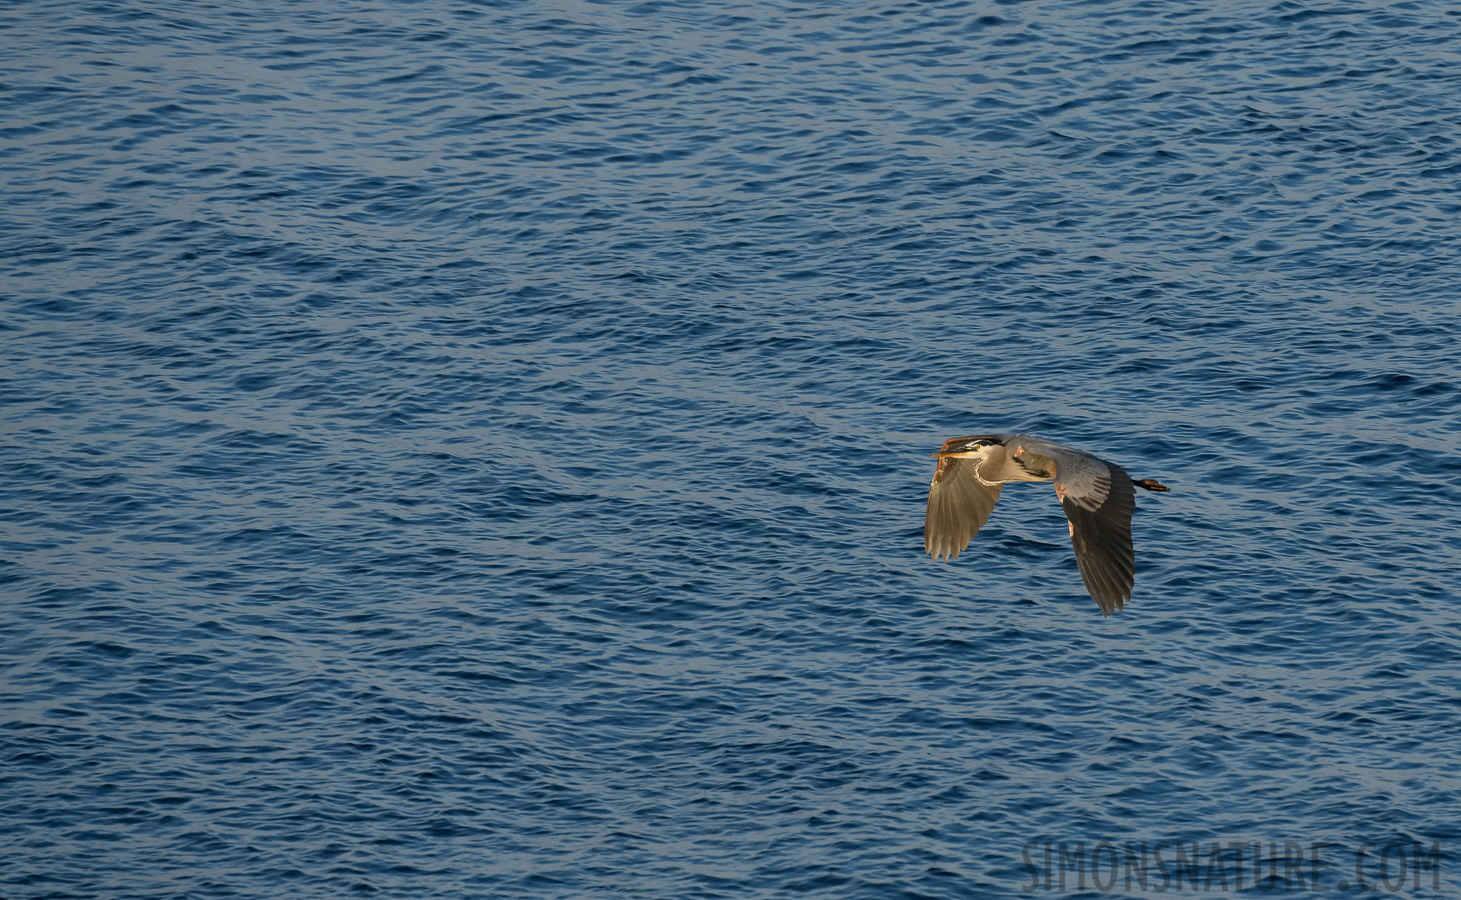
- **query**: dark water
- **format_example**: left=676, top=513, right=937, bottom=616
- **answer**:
left=4, top=1, right=1461, bottom=897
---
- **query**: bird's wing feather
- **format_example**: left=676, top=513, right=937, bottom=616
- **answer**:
left=1007, top=436, right=1137, bottom=614
left=925, top=451, right=1002, bottom=562
left=1059, top=460, right=1136, bottom=616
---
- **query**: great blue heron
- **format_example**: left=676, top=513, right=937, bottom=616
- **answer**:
left=924, top=434, right=1169, bottom=615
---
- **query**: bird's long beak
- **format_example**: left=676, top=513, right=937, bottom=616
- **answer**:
left=932, top=448, right=978, bottom=459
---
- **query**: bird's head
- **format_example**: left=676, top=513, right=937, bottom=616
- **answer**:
left=931, top=436, right=1003, bottom=460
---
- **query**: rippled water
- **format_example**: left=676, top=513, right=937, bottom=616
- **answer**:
left=4, top=1, right=1461, bottom=897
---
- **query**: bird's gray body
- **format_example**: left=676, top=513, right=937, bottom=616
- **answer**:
left=924, top=433, right=1142, bottom=615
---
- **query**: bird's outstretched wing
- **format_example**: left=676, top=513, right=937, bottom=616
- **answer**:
left=1061, top=469, right=1135, bottom=615
left=925, top=440, right=1002, bottom=562
left=1013, top=437, right=1137, bottom=615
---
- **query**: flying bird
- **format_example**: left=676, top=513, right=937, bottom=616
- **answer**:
left=924, top=434, right=1169, bottom=615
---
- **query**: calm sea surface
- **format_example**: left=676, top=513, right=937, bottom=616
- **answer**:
left=4, top=1, right=1461, bottom=897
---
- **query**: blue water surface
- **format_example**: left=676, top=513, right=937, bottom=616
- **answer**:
left=3, top=1, right=1461, bottom=897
